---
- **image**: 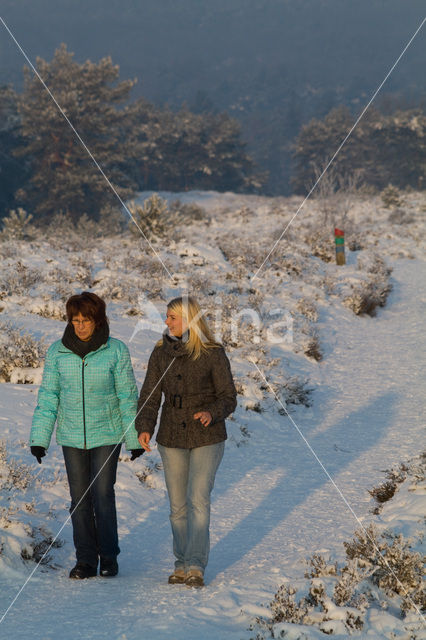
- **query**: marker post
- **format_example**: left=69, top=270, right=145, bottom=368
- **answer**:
left=335, top=228, right=345, bottom=265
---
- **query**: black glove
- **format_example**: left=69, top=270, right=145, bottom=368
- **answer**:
left=31, top=446, right=46, bottom=464
left=130, top=449, right=145, bottom=461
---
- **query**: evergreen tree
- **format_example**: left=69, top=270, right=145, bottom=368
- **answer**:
left=17, top=44, right=137, bottom=220
left=292, top=105, right=426, bottom=193
left=126, top=99, right=262, bottom=192
left=0, top=86, right=29, bottom=218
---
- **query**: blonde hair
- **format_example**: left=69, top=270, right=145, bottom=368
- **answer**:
left=158, top=296, right=220, bottom=360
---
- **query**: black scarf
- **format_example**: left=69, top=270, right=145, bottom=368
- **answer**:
left=62, top=322, right=110, bottom=359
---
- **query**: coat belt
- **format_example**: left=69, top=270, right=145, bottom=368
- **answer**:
left=164, top=393, right=213, bottom=409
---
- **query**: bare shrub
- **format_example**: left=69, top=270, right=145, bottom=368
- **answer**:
left=310, top=166, right=362, bottom=229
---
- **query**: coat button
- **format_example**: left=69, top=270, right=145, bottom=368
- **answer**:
left=173, top=345, right=179, bottom=350
left=177, top=374, right=182, bottom=379
left=181, top=421, right=186, bottom=429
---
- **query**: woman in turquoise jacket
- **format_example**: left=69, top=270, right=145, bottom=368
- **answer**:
left=30, top=292, right=143, bottom=579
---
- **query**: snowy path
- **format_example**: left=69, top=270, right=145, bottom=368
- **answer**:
left=0, top=257, right=424, bottom=639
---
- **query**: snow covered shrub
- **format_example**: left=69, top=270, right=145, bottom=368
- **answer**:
left=128, top=194, right=169, bottom=239
left=343, top=280, right=391, bottom=316
left=134, top=461, right=163, bottom=489
left=270, top=585, right=308, bottom=624
left=250, top=454, right=425, bottom=639
left=219, top=237, right=264, bottom=270
left=28, top=297, right=67, bottom=320
left=41, top=213, right=89, bottom=250
left=0, top=208, right=34, bottom=240
left=381, top=184, right=403, bottom=208
left=303, top=332, right=322, bottom=362
left=347, top=237, right=363, bottom=252
left=343, top=255, right=392, bottom=316
left=94, top=251, right=166, bottom=303
left=307, top=230, right=334, bottom=263
left=279, top=377, right=313, bottom=408
left=368, top=480, right=399, bottom=512
left=169, top=199, right=209, bottom=224
left=98, top=203, right=126, bottom=236
left=21, top=526, right=63, bottom=565
left=0, top=441, right=32, bottom=491
left=296, top=298, right=318, bottom=323
left=388, top=208, right=415, bottom=225
left=344, top=525, right=425, bottom=609
left=0, top=260, right=41, bottom=297
left=305, top=554, right=337, bottom=579
left=357, top=253, right=392, bottom=278
left=0, top=322, right=46, bottom=383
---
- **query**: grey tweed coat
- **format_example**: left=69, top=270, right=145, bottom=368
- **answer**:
left=135, top=335, right=237, bottom=448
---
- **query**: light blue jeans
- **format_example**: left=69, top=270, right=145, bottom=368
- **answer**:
left=158, top=441, right=225, bottom=573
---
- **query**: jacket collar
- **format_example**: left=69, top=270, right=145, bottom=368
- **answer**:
left=58, top=339, right=110, bottom=358
left=161, top=332, right=188, bottom=358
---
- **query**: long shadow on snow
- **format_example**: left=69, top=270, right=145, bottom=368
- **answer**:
left=208, top=390, right=395, bottom=579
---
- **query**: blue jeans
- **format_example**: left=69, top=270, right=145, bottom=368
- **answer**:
left=62, top=444, right=121, bottom=567
left=158, top=441, right=224, bottom=573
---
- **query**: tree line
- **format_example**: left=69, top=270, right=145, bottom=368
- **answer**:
left=1, top=44, right=424, bottom=221
left=292, top=105, right=426, bottom=194
left=0, top=44, right=263, bottom=221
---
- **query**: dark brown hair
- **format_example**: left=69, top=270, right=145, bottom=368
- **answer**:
left=65, top=292, right=107, bottom=328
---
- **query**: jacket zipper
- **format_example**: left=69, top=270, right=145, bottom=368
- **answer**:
left=82, top=358, right=87, bottom=449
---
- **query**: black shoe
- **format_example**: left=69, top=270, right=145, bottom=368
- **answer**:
left=100, top=558, right=118, bottom=577
left=69, top=563, right=97, bottom=579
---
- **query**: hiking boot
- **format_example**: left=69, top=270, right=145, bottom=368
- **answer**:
left=69, top=563, right=97, bottom=579
left=100, top=558, right=118, bottom=577
left=168, top=568, right=186, bottom=584
left=185, top=569, right=204, bottom=588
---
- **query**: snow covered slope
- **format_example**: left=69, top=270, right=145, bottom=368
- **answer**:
left=0, top=191, right=424, bottom=638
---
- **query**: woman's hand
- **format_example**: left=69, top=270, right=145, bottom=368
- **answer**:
left=138, top=432, right=152, bottom=452
left=193, top=411, right=212, bottom=427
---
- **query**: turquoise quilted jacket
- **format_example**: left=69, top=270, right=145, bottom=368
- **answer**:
left=30, top=337, right=140, bottom=451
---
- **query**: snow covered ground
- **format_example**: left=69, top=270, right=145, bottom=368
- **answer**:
left=0, top=190, right=424, bottom=638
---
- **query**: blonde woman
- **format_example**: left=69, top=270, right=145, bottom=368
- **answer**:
left=135, top=296, right=236, bottom=587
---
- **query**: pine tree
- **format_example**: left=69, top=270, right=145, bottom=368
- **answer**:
left=126, top=99, right=263, bottom=192
left=16, top=44, right=137, bottom=220
left=292, top=105, right=426, bottom=193
left=0, top=85, right=29, bottom=218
